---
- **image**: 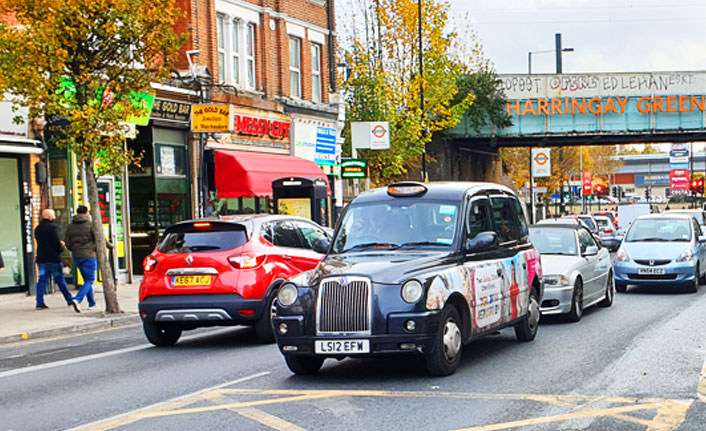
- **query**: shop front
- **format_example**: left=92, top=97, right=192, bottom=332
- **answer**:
left=0, top=98, right=40, bottom=293
left=128, top=98, right=192, bottom=274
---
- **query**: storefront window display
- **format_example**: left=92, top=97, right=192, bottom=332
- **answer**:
left=0, top=158, right=25, bottom=289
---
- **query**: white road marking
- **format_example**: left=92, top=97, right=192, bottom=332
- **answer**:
left=67, top=371, right=270, bottom=431
left=0, top=327, right=244, bottom=379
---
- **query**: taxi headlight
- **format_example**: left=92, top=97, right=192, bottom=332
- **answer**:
left=401, top=280, right=424, bottom=304
left=278, top=284, right=299, bottom=307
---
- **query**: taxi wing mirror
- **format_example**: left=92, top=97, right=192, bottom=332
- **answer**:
left=313, top=237, right=331, bottom=254
left=465, top=231, right=498, bottom=253
left=582, top=245, right=599, bottom=256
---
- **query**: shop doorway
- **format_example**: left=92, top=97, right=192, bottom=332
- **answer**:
left=0, top=157, right=25, bottom=290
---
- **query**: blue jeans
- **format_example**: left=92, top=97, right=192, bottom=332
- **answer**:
left=74, top=257, right=97, bottom=307
left=36, top=263, right=72, bottom=307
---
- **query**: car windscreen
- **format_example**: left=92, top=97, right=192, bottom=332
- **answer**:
left=578, top=216, right=597, bottom=231
left=332, top=201, right=459, bottom=253
left=625, top=218, right=692, bottom=242
left=529, top=228, right=578, bottom=256
left=595, top=218, right=609, bottom=228
left=159, top=224, right=248, bottom=253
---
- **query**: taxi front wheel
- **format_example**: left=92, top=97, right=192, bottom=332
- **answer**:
left=284, top=355, right=324, bottom=375
left=425, top=306, right=463, bottom=376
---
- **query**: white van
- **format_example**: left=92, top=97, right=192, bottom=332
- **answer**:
left=617, top=203, right=655, bottom=235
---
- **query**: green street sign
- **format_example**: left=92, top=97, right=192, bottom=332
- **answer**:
left=341, top=159, right=368, bottom=179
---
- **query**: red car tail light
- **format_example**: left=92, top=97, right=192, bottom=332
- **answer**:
left=143, top=256, right=158, bottom=272
left=603, top=229, right=613, bottom=234
left=228, top=253, right=266, bottom=269
left=193, top=222, right=211, bottom=229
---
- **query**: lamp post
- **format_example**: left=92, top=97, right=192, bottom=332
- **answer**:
left=419, top=0, right=427, bottom=182
left=527, top=47, right=574, bottom=74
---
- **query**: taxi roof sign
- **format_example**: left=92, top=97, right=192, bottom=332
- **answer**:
left=387, top=182, right=428, bottom=197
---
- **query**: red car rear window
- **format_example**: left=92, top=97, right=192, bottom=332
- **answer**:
left=158, top=224, right=248, bottom=253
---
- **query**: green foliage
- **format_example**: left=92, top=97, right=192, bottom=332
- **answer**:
left=0, top=0, right=186, bottom=175
left=454, top=70, right=511, bottom=133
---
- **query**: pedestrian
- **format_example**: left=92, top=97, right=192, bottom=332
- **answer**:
left=65, top=205, right=97, bottom=312
left=34, top=209, right=74, bottom=310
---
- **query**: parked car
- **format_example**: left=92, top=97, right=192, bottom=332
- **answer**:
left=593, top=211, right=618, bottom=227
left=138, top=214, right=331, bottom=346
left=593, top=215, right=620, bottom=251
left=613, top=214, right=706, bottom=293
left=529, top=225, right=614, bottom=322
left=273, top=182, right=543, bottom=376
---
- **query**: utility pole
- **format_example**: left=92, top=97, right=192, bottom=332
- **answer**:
left=418, top=0, right=426, bottom=182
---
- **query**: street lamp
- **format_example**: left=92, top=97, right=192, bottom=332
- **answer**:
left=528, top=47, right=574, bottom=74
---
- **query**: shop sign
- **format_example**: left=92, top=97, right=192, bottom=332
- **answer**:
left=319, top=164, right=341, bottom=176
left=341, top=159, right=368, bottom=179
left=670, top=168, right=690, bottom=190
left=582, top=170, right=592, bottom=195
left=150, top=99, right=191, bottom=123
left=192, top=104, right=232, bottom=132
left=0, top=96, right=28, bottom=138
left=315, top=127, right=337, bottom=165
left=234, top=114, right=290, bottom=139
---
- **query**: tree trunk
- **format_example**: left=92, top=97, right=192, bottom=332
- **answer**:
left=82, top=162, right=122, bottom=314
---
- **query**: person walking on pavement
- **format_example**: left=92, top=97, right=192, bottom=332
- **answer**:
left=34, top=209, right=74, bottom=310
left=65, top=205, right=98, bottom=313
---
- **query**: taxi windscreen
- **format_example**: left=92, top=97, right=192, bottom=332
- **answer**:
left=332, top=202, right=459, bottom=252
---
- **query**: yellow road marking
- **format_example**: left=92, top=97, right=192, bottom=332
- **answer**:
left=235, top=407, right=307, bottom=431
left=645, top=400, right=694, bottom=431
left=450, top=402, right=663, bottom=431
left=699, top=356, right=706, bottom=403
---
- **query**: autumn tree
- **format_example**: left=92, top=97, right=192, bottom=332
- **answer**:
left=0, top=0, right=185, bottom=313
left=338, top=0, right=474, bottom=185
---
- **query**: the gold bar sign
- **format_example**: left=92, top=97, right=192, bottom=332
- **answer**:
left=192, top=104, right=232, bottom=132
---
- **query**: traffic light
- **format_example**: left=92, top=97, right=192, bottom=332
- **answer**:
left=594, top=184, right=605, bottom=196
left=645, top=186, right=651, bottom=200
left=612, top=186, right=618, bottom=197
left=691, top=179, right=704, bottom=195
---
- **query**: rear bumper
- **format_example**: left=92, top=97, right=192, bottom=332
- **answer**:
left=139, top=294, right=266, bottom=325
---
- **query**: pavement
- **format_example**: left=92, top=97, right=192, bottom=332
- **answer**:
left=0, top=280, right=141, bottom=345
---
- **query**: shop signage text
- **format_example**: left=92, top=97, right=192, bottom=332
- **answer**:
left=192, top=104, right=231, bottom=132
left=235, top=114, right=290, bottom=139
left=151, top=99, right=191, bottom=123
left=341, top=159, right=368, bottom=179
left=582, top=171, right=592, bottom=195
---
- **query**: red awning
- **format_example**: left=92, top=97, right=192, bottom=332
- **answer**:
left=214, top=150, right=329, bottom=198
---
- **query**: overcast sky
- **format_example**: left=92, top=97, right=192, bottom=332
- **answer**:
left=448, top=0, right=706, bottom=74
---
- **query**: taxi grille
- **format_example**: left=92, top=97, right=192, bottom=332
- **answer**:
left=317, top=277, right=371, bottom=334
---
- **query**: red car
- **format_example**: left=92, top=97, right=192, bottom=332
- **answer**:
left=138, top=214, right=331, bottom=346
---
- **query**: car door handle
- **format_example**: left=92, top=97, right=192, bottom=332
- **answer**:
left=283, top=255, right=292, bottom=261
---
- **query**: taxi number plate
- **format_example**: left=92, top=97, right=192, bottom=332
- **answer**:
left=172, top=275, right=212, bottom=287
left=638, top=268, right=665, bottom=275
left=315, top=339, right=370, bottom=354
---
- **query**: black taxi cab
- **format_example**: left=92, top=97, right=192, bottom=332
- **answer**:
left=273, top=182, right=543, bottom=376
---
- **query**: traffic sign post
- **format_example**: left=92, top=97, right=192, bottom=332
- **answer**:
left=530, top=148, right=551, bottom=223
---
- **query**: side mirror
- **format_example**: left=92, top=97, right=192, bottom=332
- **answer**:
left=313, top=238, right=331, bottom=254
left=699, top=235, right=706, bottom=243
left=583, top=245, right=599, bottom=256
left=465, top=231, right=499, bottom=253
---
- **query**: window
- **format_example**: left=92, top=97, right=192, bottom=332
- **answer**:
left=274, top=222, right=304, bottom=248
left=311, top=44, right=322, bottom=102
left=260, top=222, right=274, bottom=244
left=231, top=19, right=241, bottom=84
left=293, top=220, right=327, bottom=249
left=467, top=197, right=492, bottom=240
left=578, top=229, right=596, bottom=253
left=246, top=23, right=256, bottom=89
left=289, top=37, right=301, bottom=98
left=217, top=15, right=226, bottom=83
left=510, top=197, right=529, bottom=241
left=490, top=195, right=522, bottom=243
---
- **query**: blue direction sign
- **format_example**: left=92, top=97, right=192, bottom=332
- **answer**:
left=315, top=127, right=337, bottom=165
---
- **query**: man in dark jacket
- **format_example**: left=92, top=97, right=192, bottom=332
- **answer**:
left=34, top=209, right=74, bottom=310
left=65, top=205, right=98, bottom=312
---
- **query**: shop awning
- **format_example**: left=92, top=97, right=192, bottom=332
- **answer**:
left=214, top=150, right=329, bottom=198
left=0, top=137, right=43, bottom=154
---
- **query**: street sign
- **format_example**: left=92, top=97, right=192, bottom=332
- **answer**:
left=351, top=121, right=390, bottom=150
left=341, top=159, right=368, bottom=179
left=531, top=148, right=551, bottom=177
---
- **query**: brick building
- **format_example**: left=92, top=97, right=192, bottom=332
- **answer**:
left=127, top=0, right=344, bottom=272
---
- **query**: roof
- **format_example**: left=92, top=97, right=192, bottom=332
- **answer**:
left=351, top=181, right=516, bottom=204
left=635, top=213, right=694, bottom=220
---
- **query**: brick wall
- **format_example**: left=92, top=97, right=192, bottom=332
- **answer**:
left=178, top=0, right=336, bottom=106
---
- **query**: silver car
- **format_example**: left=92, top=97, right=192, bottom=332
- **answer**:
left=529, top=224, right=615, bottom=322
left=594, top=215, right=619, bottom=251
